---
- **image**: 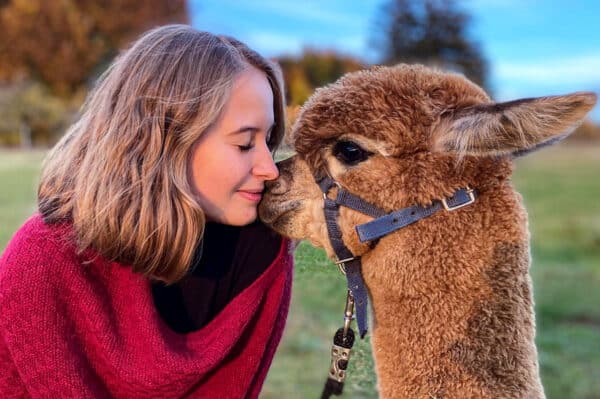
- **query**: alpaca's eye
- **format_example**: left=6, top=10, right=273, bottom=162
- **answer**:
left=333, top=141, right=370, bottom=165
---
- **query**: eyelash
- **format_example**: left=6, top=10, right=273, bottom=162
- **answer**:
left=237, top=133, right=274, bottom=152
left=238, top=143, right=254, bottom=152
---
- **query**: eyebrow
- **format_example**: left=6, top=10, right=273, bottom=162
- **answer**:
left=228, top=126, right=259, bottom=135
left=228, top=124, right=275, bottom=136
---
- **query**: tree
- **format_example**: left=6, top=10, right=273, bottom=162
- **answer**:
left=0, top=81, right=72, bottom=147
left=0, top=0, right=188, bottom=96
left=278, top=49, right=365, bottom=106
left=0, top=0, right=188, bottom=147
left=373, top=0, right=489, bottom=90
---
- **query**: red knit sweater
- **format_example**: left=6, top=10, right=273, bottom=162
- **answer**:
left=0, top=214, right=293, bottom=398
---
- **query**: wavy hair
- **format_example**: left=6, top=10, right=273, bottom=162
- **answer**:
left=38, top=25, right=286, bottom=283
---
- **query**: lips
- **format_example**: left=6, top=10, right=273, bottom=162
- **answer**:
left=237, top=189, right=263, bottom=202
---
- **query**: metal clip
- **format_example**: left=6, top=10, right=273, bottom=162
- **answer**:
left=343, top=291, right=355, bottom=338
left=321, top=294, right=356, bottom=396
left=328, top=343, right=351, bottom=383
left=330, top=292, right=355, bottom=383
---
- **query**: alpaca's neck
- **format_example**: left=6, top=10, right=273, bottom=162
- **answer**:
left=360, top=201, right=545, bottom=398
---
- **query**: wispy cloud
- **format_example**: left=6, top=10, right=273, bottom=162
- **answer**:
left=465, top=0, right=528, bottom=10
left=495, top=54, right=600, bottom=86
left=492, top=53, right=600, bottom=120
left=245, top=32, right=304, bottom=56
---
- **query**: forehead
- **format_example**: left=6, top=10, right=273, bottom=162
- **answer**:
left=232, top=66, right=272, bottom=98
left=218, top=67, right=274, bottom=128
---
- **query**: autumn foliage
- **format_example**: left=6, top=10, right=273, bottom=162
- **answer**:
left=0, top=0, right=188, bottom=146
left=0, top=0, right=188, bottom=95
left=277, top=49, right=364, bottom=106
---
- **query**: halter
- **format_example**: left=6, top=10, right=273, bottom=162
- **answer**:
left=317, top=174, right=476, bottom=398
left=317, top=175, right=476, bottom=338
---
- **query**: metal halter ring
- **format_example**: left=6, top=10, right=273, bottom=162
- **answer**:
left=334, top=256, right=355, bottom=275
left=322, top=180, right=342, bottom=200
left=441, top=187, right=475, bottom=211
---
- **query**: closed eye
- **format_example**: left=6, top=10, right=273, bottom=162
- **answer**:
left=332, top=140, right=372, bottom=165
left=237, top=143, right=254, bottom=152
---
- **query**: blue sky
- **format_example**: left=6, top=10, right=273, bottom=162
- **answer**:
left=190, top=0, right=600, bottom=121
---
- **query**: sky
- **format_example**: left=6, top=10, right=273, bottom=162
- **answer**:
left=190, top=0, right=600, bottom=121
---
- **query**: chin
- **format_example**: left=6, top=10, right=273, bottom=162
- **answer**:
left=229, top=210, right=258, bottom=226
left=207, top=210, right=257, bottom=226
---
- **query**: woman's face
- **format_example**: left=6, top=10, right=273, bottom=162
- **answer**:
left=189, top=66, right=279, bottom=226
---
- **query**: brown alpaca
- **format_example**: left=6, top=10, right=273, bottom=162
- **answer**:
left=259, top=64, right=597, bottom=398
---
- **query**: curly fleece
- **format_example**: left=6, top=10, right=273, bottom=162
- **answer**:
left=260, top=64, right=596, bottom=398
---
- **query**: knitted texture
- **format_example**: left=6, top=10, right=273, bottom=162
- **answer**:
left=0, top=214, right=293, bottom=398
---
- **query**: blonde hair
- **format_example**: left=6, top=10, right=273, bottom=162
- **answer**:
left=38, top=25, right=286, bottom=283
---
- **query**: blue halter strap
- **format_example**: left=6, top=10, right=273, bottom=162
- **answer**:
left=317, top=175, right=476, bottom=338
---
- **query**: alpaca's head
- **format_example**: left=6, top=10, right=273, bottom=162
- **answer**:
left=259, top=64, right=596, bottom=257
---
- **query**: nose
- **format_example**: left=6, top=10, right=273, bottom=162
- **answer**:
left=253, top=143, right=279, bottom=181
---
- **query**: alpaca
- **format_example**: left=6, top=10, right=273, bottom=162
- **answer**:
left=258, top=64, right=597, bottom=398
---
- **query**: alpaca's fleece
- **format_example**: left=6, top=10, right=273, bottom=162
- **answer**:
left=259, top=64, right=596, bottom=399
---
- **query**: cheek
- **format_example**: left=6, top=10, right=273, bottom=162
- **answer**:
left=191, top=148, right=248, bottom=196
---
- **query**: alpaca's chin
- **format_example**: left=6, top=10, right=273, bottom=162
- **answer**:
left=258, top=200, right=302, bottom=237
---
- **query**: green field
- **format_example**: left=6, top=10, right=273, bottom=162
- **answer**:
left=1, top=145, right=599, bottom=398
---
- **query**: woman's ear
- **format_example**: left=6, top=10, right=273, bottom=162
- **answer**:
left=431, top=91, right=597, bottom=157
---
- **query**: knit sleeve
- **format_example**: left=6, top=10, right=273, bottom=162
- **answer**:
left=0, top=331, right=29, bottom=398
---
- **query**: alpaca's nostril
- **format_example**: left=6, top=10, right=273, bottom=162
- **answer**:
left=265, top=178, right=286, bottom=195
left=265, top=179, right=279, bottom=191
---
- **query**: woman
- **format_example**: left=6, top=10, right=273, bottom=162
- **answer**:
left=0, top=25, right=292, bottom=398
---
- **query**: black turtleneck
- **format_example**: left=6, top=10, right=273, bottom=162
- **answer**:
left=152, top=220, right=282, bottom=333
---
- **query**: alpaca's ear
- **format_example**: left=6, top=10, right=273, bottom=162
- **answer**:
left=432, top=92, right=597, bottom=157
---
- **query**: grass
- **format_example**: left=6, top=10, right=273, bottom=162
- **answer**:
left=1, top=144, right=599, bottom=398
left=0, top=149, right=46, bottom=246
left=511, top=146, right=600, bottom=399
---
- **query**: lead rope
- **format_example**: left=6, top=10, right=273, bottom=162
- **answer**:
left=320, top=290, right=356, bottom=399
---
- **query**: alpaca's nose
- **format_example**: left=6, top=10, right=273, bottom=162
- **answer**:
left=265, top=157, right=294, bottom=195
left=264, top=177, right=282, bottom=194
